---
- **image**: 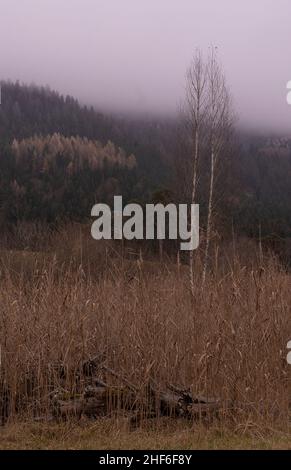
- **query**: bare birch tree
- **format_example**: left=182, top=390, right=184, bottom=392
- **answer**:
left=183, top=48, right=233, bottom=291
left=202, top=48, right=233, bottom=285
left=184, top=50, right=208, bottom=296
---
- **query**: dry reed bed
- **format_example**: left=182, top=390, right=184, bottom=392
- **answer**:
left=0, top=233, right=290, bottom=426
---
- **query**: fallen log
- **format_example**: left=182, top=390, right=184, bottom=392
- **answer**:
left=53, top=384, right=137, bottom=419
left=50, top=360, right=222, bottom=424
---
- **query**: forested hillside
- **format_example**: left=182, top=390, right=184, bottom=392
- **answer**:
left=0, top=81, right=109, bottom=141
left=0, top=80, right=291, bottom=251
left=0, top=81, right=171, bottom=222
left=3, top=134, right=136, bottom=221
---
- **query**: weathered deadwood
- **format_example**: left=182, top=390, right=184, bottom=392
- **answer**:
left=129, top=400, right=221, bottom=427
left=189, top=402, right=221, bottom=420
left=82, top=354, right=105, bottom=377
left=101, top=365, right=137, bottom=392
left=50, top=361, right=222, bottom=424
left=54, top=398, right=84, bottom=420
left=147, top=384, right=221, bottom=419
left=167, top=383, right=190, bottom=395
left=53, top=385, right=137, bottom=419
left=159, top=390, right=189, bottom=417
left=82, top=396, right=106, bottom=417
left=86, top=385, right=137, bottom=411
left=84, top=385, right=107, bottom=397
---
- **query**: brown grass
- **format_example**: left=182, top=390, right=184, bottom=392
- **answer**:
left=0, top=223, right=290, bottom=448
left=1, top=420, right=291, bottom=450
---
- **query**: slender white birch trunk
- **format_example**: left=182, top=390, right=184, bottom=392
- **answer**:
left=189, top=127, right=199, bottom=295
left=185, top=51, right=207, bottom=297
left=202, top=146, right=215, bottom=286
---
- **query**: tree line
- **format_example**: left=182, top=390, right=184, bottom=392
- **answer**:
left=0, top=71, right=291, bottom=263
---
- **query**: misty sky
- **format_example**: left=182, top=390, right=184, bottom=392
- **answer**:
left=1, top=0, right=291, bottom=132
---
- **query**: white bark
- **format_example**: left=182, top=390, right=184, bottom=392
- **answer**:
left=185, top=51, right=207, bottom=296
left=202, top=48, right=232, bottom=286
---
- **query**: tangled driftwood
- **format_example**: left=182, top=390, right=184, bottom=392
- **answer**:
left=1, top=355, right=283, bottom=426
left=51, top=356, right=221, bottom=425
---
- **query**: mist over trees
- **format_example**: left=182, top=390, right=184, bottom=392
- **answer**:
left=0, top=81, right=172, bottom=223
left=0, top=79, right=290, bottom=261
left=0, top=81, right=171, bottom=202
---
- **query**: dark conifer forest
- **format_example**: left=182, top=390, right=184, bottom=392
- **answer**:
left=0, top=81, right=290, bottom=255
